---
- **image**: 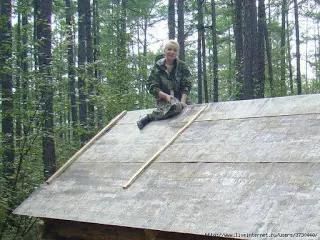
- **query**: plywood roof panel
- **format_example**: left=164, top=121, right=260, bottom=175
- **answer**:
left=14, top=94, right=320, bottom=238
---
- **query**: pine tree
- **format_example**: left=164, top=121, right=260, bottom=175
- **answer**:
left=36, top=0, right=57, bottom=180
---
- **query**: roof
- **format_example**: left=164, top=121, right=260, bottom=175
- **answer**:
left=14, top=94, right=320, bottom=238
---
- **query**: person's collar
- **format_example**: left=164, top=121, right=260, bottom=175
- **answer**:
left=156, top=58, right=166, bottom=66
left=156, top=58, right=178, bottom=67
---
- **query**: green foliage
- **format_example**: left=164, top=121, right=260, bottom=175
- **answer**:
left=0, top=132, right=44, bottom=239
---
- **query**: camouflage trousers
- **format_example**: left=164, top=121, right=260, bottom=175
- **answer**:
left=147, top=96, right=183, bottom=121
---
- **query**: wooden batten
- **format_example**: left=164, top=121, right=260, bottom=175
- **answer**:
left=123, top=105, right=207, bottom=189
left=41, top=219, right=231, bottom=240
left=46, top=110, right=127, bottom=184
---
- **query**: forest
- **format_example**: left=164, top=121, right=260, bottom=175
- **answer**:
left=0, top=0, right=319, bottom=239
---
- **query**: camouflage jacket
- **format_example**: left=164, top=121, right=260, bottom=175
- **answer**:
left=147, top=57, right=192, bottom=100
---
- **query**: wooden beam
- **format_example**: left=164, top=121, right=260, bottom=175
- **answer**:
left=123, top=105, right=207, bottom=189
left=41, top=219, right=229, bottom=240
left=46, top=110, right=127, bottom=184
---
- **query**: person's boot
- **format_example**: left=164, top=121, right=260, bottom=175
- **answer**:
left=137, top=115, right=152, bottom=130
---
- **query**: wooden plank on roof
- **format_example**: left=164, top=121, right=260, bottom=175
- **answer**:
left=13, top=161, right=320, bottom=236
left=14, top=94, right=320, bottom=237
left=122, top=105, right=207, bottom=189
left=46, top=110, right=127, bottom=184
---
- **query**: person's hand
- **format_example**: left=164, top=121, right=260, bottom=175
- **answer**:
left=166, top=94, right=172, bottom=103
left=180, top=93, right=188, bottom=108
left=158, top=91, right=172, bottom=103
left=180, top=102, right=187, bottom=108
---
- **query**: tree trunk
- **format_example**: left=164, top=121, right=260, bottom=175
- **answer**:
left=197, top=0, right=203, bottom=103
left=177, top=0, right=185, bottom=61
left=211, top=0, right=219, bottom=102
left=65, top=0, right=78, bottom=134
left=228, top=27, right=232, bottom=98
left=78, top=0, right=88, bottom=144
left=255, top=0, right=265, bottom=98
left=22, top=4, right=29, bottom=136
left=168, top=0, right=175, bottom=39
left=317, top=20, right=320, bottom=82
left=85, top=0, right=95, bottom=133
left=93, top=0, right=103, bottom=128
left=202, top=29, right=208, bottom=103
left=33, top=0, right=38, bottom=70
left=280, top=0, right=287, bottom=95
left=243, top=0, right=257, bottom=99
left=264, top=10, right=274, bottom=97
left=234, top=0, right=244, bottom=99
left=16, top=11, right=22, bottom=150
left=286, top=13, right=294, bottom=94
left=142, top=17, right=148, bottom=108
left=318, top=21, right=320, bottom=82
left=37, top=0, right=57, bottom=180
left=0, top=0, right=15, bottom=180
left=305, top=16, right=309, bottom=92
left=119, top=0, right=127, bottom=58
left=293, top=0, right=302, bottom=94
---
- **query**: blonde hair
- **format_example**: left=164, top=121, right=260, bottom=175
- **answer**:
left=163, top=39, right=180, bottom=53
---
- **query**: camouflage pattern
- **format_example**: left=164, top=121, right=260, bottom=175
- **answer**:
left=147, top=97, right=183, bottom=121
left=147, top=57, right=192, bottom=100
left=147, top=57, right=191, bottom=120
